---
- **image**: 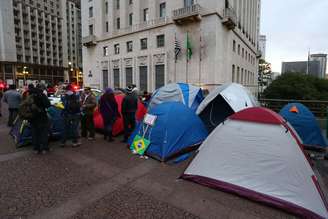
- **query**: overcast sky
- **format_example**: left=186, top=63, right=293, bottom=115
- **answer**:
left=261, top=0, right=328, bottom=73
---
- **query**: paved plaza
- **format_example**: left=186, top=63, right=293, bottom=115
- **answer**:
left=0, top=107, right=326, bottom=219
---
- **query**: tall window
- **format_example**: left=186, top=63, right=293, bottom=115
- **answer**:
left=129, top=0, right=133, bottom=5
left=113, top=69, right=120, bottom=88
left=155, top=65, right=165, bottom=89
left=233, top=40, right=236, bottom=52
left=237, top=44, right=240, bottom=55
left=126, top=41, right=133, bottom=52
left=89, top=24, right=93, bottom=35
left=114, top=44, right=120, bottom=54
left=241, top=68, right=244, bottom=84
left=242, top=48, right=244, bottom=58
left=139, top=66, right=148, bottom=92
left=184, top=0, right=194, bottom=7
left=129, top=13, right=133, bottom=26
left=157, top=34, right=165, bottom=48
left=237, top=66, right=240, bottom=83
left=159, top=2, right=166, bottom=18
left=116, top=0, right=120, bottom=9
left=232, top=65, right=235, bottom=82
left=105, top=21, right=109, bottom=32
left=105, top=1, right=108, bottom=14
left=126, top=67, right=133, bottom=86
left=89, top=6, right=93, bottom=17
left=140, top=38, right=147, bottom=50
left=116, top=18, right=120, bottom=29
left=103, top=46, right=108, bottom=56
left=143, top=8, right=149, bottom=22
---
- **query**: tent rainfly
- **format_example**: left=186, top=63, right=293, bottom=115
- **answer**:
left=280, top=102, right=327, bottom=150
left=148, top=83, right=204, bottom=112
left=182, top=107, right=328, bottom=219
left=196, top=83, right=258, bottom=132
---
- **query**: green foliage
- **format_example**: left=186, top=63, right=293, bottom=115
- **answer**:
left=263, top=73, right=328, bottom=100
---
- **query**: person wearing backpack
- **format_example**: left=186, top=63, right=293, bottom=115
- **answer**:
left=60, top=85, right=81, bottom=147
left=81, top=87, right=97, bottom=140
left=3, top=84, right=21, bottom=126
left=23, top=85, right=51, bottom=154
left=99, top=88, right=119, bottom=142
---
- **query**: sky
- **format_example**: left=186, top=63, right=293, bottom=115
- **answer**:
left=261, top=0, right=328, bottom=73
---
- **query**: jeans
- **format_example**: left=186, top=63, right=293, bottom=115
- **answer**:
left=104, top=119, right=115, bottom=139
left=123, top=112, right=136, bottom=141
left=61, top=114, right=80, bottom=144
left=8, top=108, right=18, bottom=126
left=31, top=119, right=49, bottom=152
left=81, top=114, right=95, bottom=138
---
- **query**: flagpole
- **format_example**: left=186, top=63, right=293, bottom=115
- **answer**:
left=199, top=28, right=202, bottom=86
left=186, top=32, right=188, bottom=83
left=174, top=33, right=177, bottom=83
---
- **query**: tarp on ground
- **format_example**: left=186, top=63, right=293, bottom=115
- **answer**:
left=182, top=107, right=328, bottom=219
left=196, top=83, right=258, bottom=132
left=148, top=83, right=204, bottom=112
left=128, top=102, right=208, bottom=162
left=94, top=94, right=147, bottom=136
left=280, top=102, right=327, bottom=150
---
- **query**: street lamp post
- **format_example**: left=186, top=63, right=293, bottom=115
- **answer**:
left=23, top=66, right=28, bottom=85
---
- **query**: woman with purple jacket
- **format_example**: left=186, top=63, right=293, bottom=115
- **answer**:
left=99, top=88, right=119, bottom=142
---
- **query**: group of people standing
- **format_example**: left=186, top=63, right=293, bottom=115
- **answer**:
left=99, top=85, right=139, bottom=143
left=58, top=84, right=140, bottom=147
left=0, top=83, right=141, bottom=154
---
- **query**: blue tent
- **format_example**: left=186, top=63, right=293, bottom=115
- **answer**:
left=280, top=103, right=327, bottom=149
left=148, top=83, right=203, bottom=112
left=10, top=106, right=64, bottom=147
left=129, top=102, right=208, bottom=162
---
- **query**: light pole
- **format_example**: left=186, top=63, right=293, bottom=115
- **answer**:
left=23, top=66, right=28, bottom=85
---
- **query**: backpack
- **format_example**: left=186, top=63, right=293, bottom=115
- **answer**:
left=19, top=94, right=42, bottom=121
left=65, top=94, right=80, bottom=114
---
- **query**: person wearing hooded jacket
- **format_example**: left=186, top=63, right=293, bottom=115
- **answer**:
left=99, top=88, right=119, bottom=142
left=28, top=84, right=51, bottom=154
left=60, top=84, right=81, bottom=147
left=121, top=85, right=138, bottom=142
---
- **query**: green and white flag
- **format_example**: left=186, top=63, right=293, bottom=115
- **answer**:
left=186, top=32, right=193, bottom=61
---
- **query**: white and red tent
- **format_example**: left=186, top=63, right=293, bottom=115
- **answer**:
left=182, top=107, right=328, bottom=218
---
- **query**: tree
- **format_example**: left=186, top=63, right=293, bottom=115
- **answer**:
left=258, top=59, right=272, bottom=94
left=263, top=73, right=328, bottom=100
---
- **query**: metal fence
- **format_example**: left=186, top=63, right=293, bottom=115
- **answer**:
left=259, top=98, right=328, bottom=118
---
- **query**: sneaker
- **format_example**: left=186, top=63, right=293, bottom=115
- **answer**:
left=60, top=143, right=66, bottom=148
left=41, top=150, right=47, bottom=155
left=87, top=137, right=95, bottom=141
left=72, top=142, right=82, bottom=147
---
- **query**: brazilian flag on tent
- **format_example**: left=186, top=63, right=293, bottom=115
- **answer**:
left=131, top=134, right=150, bottom=155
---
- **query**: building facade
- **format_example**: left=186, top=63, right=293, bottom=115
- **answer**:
left=281, top=61, right=321, bottom=77
left=258, top=34, right=266, bottom=60
left=0, top=0, right=82, bottom=86
left=82, top=0, right=261, bottom=93
left=309, top=54, right=327, bottom=79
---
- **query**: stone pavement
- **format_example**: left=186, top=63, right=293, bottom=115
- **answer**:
left=0, top=105, right=325, bottom=219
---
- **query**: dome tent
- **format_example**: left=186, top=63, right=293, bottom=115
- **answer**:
left=196, top=83, right=258, bottom=133
left=129, top=102, right=208, bottom=162
left=182, top=107, right=328, bottom=219
left=280, top=102, right=327, bottom=150
left=148, top=83, right=203, bottom=112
